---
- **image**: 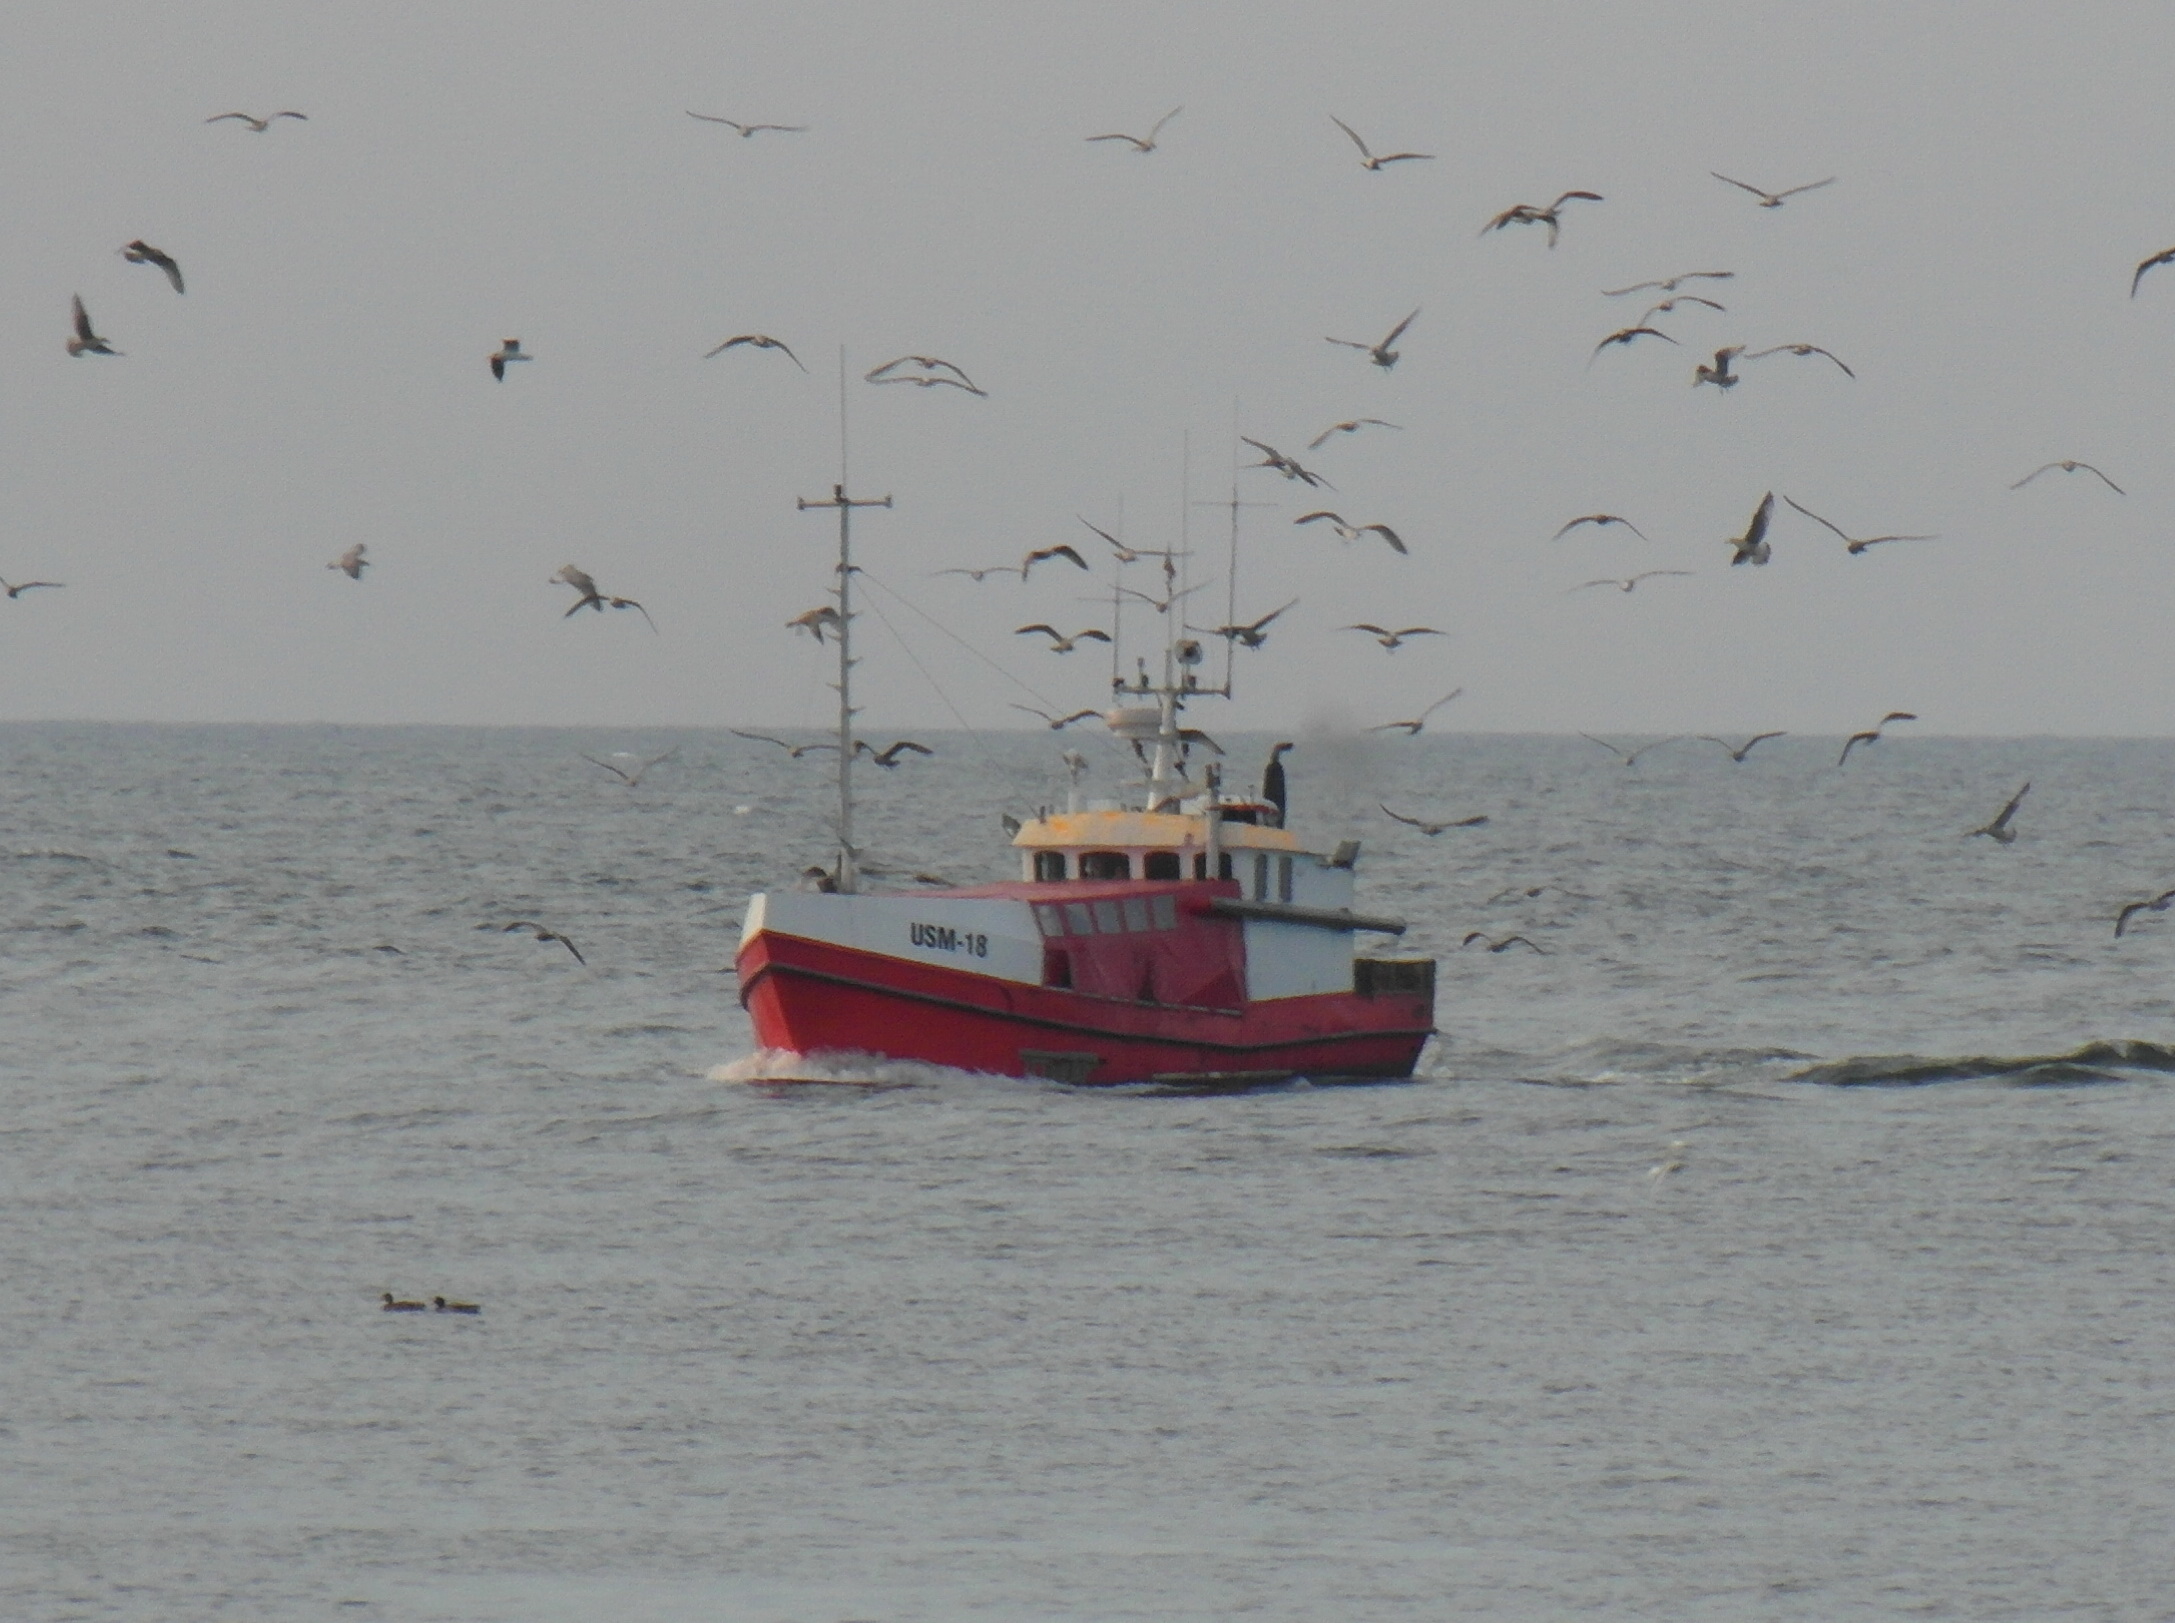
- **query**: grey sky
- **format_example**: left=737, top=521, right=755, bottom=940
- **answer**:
left=9, top=1, right=2175, bottom=734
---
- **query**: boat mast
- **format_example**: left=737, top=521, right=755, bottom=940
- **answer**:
left=797, top=354, right=891, bottom=892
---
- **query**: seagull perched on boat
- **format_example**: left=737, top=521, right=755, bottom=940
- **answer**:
left=1369, top=689, right=1463, bottom=735
left=1329, top=116, right=1433, bottom=170
left=1197, top=599, right=1298, bottom=649
left=1016, top=624, right=1111, bottom=654
left=1308, top=418, right=1401, bottom=449
left=552, top=565, right=655, bottom=631
left=580, top=747, right=679, bottom=786
left=1326, top=308, right=1419, bottom=371
left=1725, top=492, right=1776, bottom=566
left=1747, top=342, right=1855, bottom=378
left=1965, top=782, right=2030, bottom=844
left=66, top=296, right=119, bottom=356
left=1590, top=326, right=1678, bottom=362
left=1382, top=804, right=1488, bottom=834
left=856, top=739, right=934, bottom=768
left=1603, top=270, right=1734, bottom=297
left=2011, top=460, right=2124, bottom=495
left=866, top=355, right=979, bottom=392
left=685, top=112, right=807, bottom=136
left=1554, top=514, right=1651, bottom=542
left=2115, top=888, right=2175, bottom=937
left=1345, top=624, right=1443, bottom=650
left=704, top=333, right=805, bottom=369
left=1462, top=932, right=1548, bottom=954
left=1693, top=345, right=1744, bottom=390
left=1782, top=496, right=1935, bottom=555
left=785, top=605, right=843, bottom=643
left=120, top=240, right=183, bottom=293
left=1837, top=711, right=1916, bottom=767
left=1580, top=734, right=1681, bottom=767
left=1481, top=191, right=1604, bottom=247
left=492, top=920, right=585, bottom=965
left=0, top=576, right=65, bottom=599
left=2133, top=246, right=2175, bottom=297
left=732, top=730, right=839, bottom=758
left=489, top=339, right=530, bottom=381
left=1295, top=511, right=1406, bottom=553
left=1087, top=106, right=1181, bottom=152
left=1010, top=704, right=1101, bottom=729
left=1711, top=172, right=1835, bottom=208
left=1570, top=571, right=1691, bottom=594
left=1697, top=732, right=1785, bottom=762
left=327, top=545, right=368, bottom=580
left=1240, top=438, right=1331, bottom=488
left=207, top=110, right=306, bottom=130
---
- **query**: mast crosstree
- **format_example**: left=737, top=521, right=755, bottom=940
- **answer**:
left=796, top=481, right=891, bottom=892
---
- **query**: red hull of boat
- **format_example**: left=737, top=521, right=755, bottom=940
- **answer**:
left=738, top=929, right=1434, bottom=1084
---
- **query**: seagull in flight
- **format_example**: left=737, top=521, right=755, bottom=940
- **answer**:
left=1725, top=492, right=1776, bottom=567
left=326, top=545, right=368, bottom=580
left=1295, top=511, right=1406, bottom=553
left=494, top=921, right=585, bottom=965
left=1965, top=782, right=2030, bottom=844
left=1693, top=345, right=1744, bottom=390
left=1590, top=326, right=1678, bottom=362
left=867, top=355, right=979, bottom=391
left=1241, top=438, right=1331, bottom=488
left=1345, top=624, right=1443, bottom=650
left=868, top=368, right=986, bottom=396
left=731, top=729, right=839, bottom=758
left=685, top=113, right=807, bottom=136
left=489, top=339, right=530, bottom=381
left=1603, top=271, right=1734, bottom=297
left=1747, top=343, right=1855, bottom=378
left=857, top=739, right=934, bottom=768
left=1579, top=734, right=1681, bottom=767
left=1330, top=116, right=1433, bottom=170
left=1197, top=599, right=1298, bottom=649
left=1382, top=804, right=1488, bottom=835
left=1570, top=571, right=1691, bottom=594
left=1711, top=172, right=1835, bottom=208
left=2012, top=460, right=2124, bottom=495
left=1016, top=624, right=1112, bottom=654
left=1837, top=711, right=1917, bottom=767
left=66, top=296, right=119, bottom=357
left=552, top=565, right=655, bottom=631
left=1087, top=106, right=1181, bottom=152
left=1010, top=704, right=1102, bottom=729
left=580, top=747, right=680, bottom=786
left=1553, top=514, right=1650, bottom=542
left=705, top=333, right=804, bottom=369
left=1637, top=295, right=1726, bottom=323
left=1076, top=516, right=1171, bottom=565
left=1116, top=580, right=1204, bottom=614
left=937, top=544, right=1089, bottom=582
left=2133, top=246, right=2175, bottom=297
left=120, top=240, right=183, bottom=293
left=1462, top=932, right=1548, bottom=954
left=785, top=605, right=843, bottom=643
left=2116, top=888, right=2175, bottom=938
left=1481, top=191, right=1604, bottom=247
left=0, top=577, right=65, bottom=599
left=1782, top=496, right=1935, bottom=555
left=207, top=110, right=306, bottom=131
left=1307, top=418, right=1401, bottom=449
left=1369, top=689, right=1464, bottom=735
left=1697, top=732, right=1785, bottom=762
left=1326, top=308, right=1419, bottom=371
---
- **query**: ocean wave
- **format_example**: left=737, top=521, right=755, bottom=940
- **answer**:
left=1787, top=1040, right=2175, bottom=1088
left=710, top=1047, right=950, bottom=1089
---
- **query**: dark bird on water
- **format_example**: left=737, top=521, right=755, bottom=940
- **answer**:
left=1698, top=732, right=1786, bottom=762
left=1462, top=932, right=1548, bottom=954
left=1262, top=742, right=1294, bottom=826
left=121, top=240, right=184, bottom=293
left=433, top=1297, right=481, bottom=1314
left=2011, top=460, right=2124, bottom=495
left=382, top=1293, right=426, bottom=1312
left=1087, top=106, right=1181, bottom=152
left=705, top=333, right=805, bottom=369
left=2115, top=888, right=2175, bottom=938
left=1837, top=712, right=1917, bottom=767
left=494, top=920, right=586, bottom=965
left=1330, top=116, right=1433, bottom=170
left=1964, top=782, right=2030, bottom=844
left=1782, top=496, right=1935, bottom=555
left=552, top=565, right=655, bottom=631
left=1481, top=191, right=1603, bottom=247
left=1326, top=308, right=1419, bottom=371
left=1710, top=172, right=1835, bottom=208
left=1382, top=804, right=1488, bottom=835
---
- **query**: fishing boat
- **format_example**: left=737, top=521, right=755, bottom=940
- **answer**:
left=734, top=477, right=1437, bottom=1085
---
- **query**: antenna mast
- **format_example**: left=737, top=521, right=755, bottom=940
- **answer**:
left=798, top=352, right=891, bottom=893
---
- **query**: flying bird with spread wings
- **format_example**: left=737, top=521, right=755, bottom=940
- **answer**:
left=120, top=240, right=184, bottom=293
left=1295, top=512, right=1406, bottom=553
left=2115, top=888, right=2175, bottom=938
left=1381, top=804, right=1488, bottom=835
left=1016, top=624, right=1112, bottom=654
left=1345, top=624, right=1443, bottom=650
left=580, top=748, right=680, bottom=786
left=1698, top=732, right=1785, bottom=763
left=1603, top=270, right=1734, bottom=297
left=1693, top=346, right=1743, bottom=390
left=1782, top=496, right=1935, bottom=555
left=327, top=545, right=368, bottom=580
left=1580, top=734, right=1681, bottom=767
left=1553, top=514, right=1651, bottom=542
left=66, top=296, right=119, bottom=357
left=493, top=921, right=585, bottom=965
left=1837, top=712, right=1917, bottom=767
left=786, top=605, right=843, bottom=643
left=1308, top=418, right=1401, bottom=449
left=705, top=333, right=804, bottom=370
left=1369, top=689, right=1464, bottom=736
left=937, top=544, right=1088, bottom=582
left=1725, top=493, right=1776, bottom=567
left=1329, top=116, right=1433, bottom=170
left=1747, top=343, right=1855, bottom=378
left=552, top=565, right=655, bottom=631
left=732, top=729, right=839, bottom=758
left=1481, top=191, right=1603, bottom=247
left=686, top=113, right=807, bottom=136
left=2012, top=461, right=2124, bottom=495
left=207, top=110, right=306, bottom=131
left=857, top=739, right=934, bottom=768
left=1710, top=172, right=1835, bottom=208
left=1591, top=326, right=1678, bottom=362
left=1326, top=308, right=1419, bottom=371
left=1087, top=106, right=1181, bottom=152
left=489, top=339, right=530, bottom=381
left=1011, top=704, right=1102, bottom=730
left=0, top=576, right=65, bottom=599
left=2133, top=246, right=2175, bottom=297
left=1965, top=782, right=2029, bottom=844
left=1570, top=572, right=1691, bottom=594
left=1241, top=438, right=1331, bottom=488
left=1197, top=599, right=1298, bottom=649
left=866, top=355, right=979, bottom=392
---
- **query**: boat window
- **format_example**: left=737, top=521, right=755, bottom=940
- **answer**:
left=1064, top=901, right=1095, bottom=935
left=1078, top=851, right=1129, bottom=880
left=1033, top=850, right=1066, bottom=882
left=1033, top=904, right=1066, bottom=937
left=1150, top=893, right=1177, bottom=930
left=1220, top=806, right=1261, bottom=825
left=1043, top=949, right=1072, bottom=988
left=1143, top=851, right=1181, bottom=881
left=1192, top=853, right=1206, bottom=879
left=1278, top=856, right=1294, bottom=903
left=1091, top=900, right=1124, bottom=933
left=1121, top=896, right=1151, bottom=932
left=1218, top=853, right=1233, bottom=879
left=1253, top=853, right=1270, bottom=900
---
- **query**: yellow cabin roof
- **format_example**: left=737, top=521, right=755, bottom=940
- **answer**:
left=1012, top=809, right=1304, bottom=853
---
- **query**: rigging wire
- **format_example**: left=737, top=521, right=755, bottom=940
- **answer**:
left=854, top=569, right=1071, bottom=716
left=852, top=582, right=976, bottom=736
